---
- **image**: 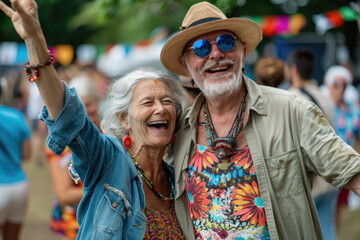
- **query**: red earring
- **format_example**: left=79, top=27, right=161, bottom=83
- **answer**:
left=123, top=133, right=132, bottom=149
left=170, top=133, right=175, bottom=143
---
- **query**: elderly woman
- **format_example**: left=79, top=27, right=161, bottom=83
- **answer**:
left=323, top=65, right=360, bottom=147
left=0, top=0, right=188, bottom=239
left=323, top=66, right=360, bottom=230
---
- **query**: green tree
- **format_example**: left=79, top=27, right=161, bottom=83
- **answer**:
left=0, top=0, right=98, bottom=45
left=0, top=0, right=357, bottom=45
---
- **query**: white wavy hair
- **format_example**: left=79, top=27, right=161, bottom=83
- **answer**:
left=324, top=65, right=352, bottom=85
left=100, top=67, right=188, bottom=139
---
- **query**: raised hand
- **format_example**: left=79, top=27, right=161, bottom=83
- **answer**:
left=0, top=0, right=43, bottom=41
left=1, top=0, right=64, bottom=120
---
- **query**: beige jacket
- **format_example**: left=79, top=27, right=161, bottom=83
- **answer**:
left=287, top=80, right=335, bottom=128
left=288, top=81, right=337, bottom=197
left=170, top=76, right=360, bottom=240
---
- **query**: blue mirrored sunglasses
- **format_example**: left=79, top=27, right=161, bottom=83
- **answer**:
left=188, top=33, right=238, bottom=58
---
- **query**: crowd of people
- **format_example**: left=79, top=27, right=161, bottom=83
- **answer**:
left=1, top=0, right=360, bottom=240
left=254, top=50, right=360, bottom=240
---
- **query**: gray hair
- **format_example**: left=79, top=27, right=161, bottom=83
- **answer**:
left=324, top=65, right=352, bottom=85
left=69, top=75, right=98, bottom=98
left=100, top=67, right=188, bottom=140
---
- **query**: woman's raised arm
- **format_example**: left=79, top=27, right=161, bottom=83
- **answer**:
left=0, top=0, right=64, bottom=119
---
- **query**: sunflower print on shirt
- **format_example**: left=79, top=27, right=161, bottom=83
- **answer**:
left=186, top=144, right=270, bottom=240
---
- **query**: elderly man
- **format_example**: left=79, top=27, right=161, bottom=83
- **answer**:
left=161, top=2, right=360, bottom=239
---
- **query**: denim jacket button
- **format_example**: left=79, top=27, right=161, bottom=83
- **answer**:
left=112, top=202, right=118, bottom=208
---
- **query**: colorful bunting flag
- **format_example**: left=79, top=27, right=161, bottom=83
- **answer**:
left=251, top=14, right=306, bottom=37
left=313, top=14, right=333, bottom=35
left=339, top=6, right=358, bottom=21
left=0, top=42, right=17, bottom=65
left=326, top=9, right=344, bottom=27
left=77, top=44, right=97, bottom=65
left=262, top=16, right=278, bottom=37
left=0, top=6, right=356, bottom=68
left=289, top=14, right=307, bottom=35
left=54, top=45, right=74, bottom=66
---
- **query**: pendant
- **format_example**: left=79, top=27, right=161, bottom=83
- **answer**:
left=212, top=139, right=234, bottom=169
left=217, top=161, right=232, bottom=170
left=213, top=138, right=235, bottom=160
left=217, top=148, right=229, bottom=160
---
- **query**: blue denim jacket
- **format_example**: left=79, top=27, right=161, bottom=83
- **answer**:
left=40, top=82, right=148, bottom=239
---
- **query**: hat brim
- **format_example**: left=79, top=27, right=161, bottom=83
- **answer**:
left=160, top=18, right=262, bottom=77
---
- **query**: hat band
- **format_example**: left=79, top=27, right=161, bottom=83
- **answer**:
left=182, top=17, right=221, bottom=30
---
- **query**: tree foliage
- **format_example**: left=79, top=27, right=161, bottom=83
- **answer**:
left=0, top=0, right=356, bottom=45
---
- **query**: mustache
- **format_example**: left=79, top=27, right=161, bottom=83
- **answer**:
left=201, top=59, right=235, bottom=73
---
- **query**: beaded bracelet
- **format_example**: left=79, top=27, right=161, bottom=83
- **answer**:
left=24, top=51, right=55, bottom=82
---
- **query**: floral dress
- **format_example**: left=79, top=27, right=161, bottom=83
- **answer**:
left=47, top=147, right=81, bottom=240
left=186, top=144, right=270, bottom=240
left=144, top=205, right=185, bottom=239
left=334, top=103, right=360, bottom=146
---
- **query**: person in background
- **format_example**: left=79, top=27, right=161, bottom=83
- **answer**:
left=324, top=65, right=360, bottom=228
left=287, top=49, right=335, bottom=127
left=26, top=81, right=47, bottom=166
left=178, top=75, right=201, bottom=106
left=3, top=68, right=29, bottom=114
left=160, top=1, right=360, bottom=239
left=324, top=65, right=360, bottom=157
left=47, top=75, right=101, bottom=240
left=254, top=56, right=286, bottom=88
left=320, top=67, right=360, bottom=107
left=0, top=82, right=32, bottom=240
left=287, top=49, right=337, bottom=240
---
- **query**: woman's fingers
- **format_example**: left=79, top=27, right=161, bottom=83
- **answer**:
left=0, top=0, right=14, bottom=18
left=12, top=0, right=31, bottom=17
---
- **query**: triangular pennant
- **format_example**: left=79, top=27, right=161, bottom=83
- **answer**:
left=326, top=9, right=344, bottom=27
left=339, top=6, right=358, bottom=21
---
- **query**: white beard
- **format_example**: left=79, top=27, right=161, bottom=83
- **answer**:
left=202, top=72, right=241, bottom=99
left=186, top=59, right=242, bottom=100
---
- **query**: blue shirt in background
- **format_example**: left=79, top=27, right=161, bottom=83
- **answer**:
left=0, top=105, right=31, bottom=184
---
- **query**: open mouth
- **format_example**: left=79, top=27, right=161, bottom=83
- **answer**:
left=206, top=65, right=231, bottom=73
left=148, top=120, right=169, bottom=130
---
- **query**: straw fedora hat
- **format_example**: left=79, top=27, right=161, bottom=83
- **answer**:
left=160, top=1, right=263, bottom=77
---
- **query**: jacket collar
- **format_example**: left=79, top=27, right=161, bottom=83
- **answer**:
left=183, top=75, right=267, bottom=129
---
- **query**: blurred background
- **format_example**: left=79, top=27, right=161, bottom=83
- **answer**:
left=0, top=0, right=360, bottom=239
left=1, top=0, right=359, bottom=81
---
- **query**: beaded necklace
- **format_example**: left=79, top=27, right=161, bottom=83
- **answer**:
left=204, top=89, right=248, bottom=163
left=131, top=155, right=175, bottom=200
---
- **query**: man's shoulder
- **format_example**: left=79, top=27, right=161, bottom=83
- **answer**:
left=288, top=84, right=334, bottom=110
left=259, top=85, right=298, bottom=101
left=256, top=85, right=315, bottom=118
left=245, top=76, right=296, bottom=102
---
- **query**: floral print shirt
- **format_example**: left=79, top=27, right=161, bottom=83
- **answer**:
left=186, top=144, right=270, bottom=240
left=334, top=103, right=360, bottom=146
